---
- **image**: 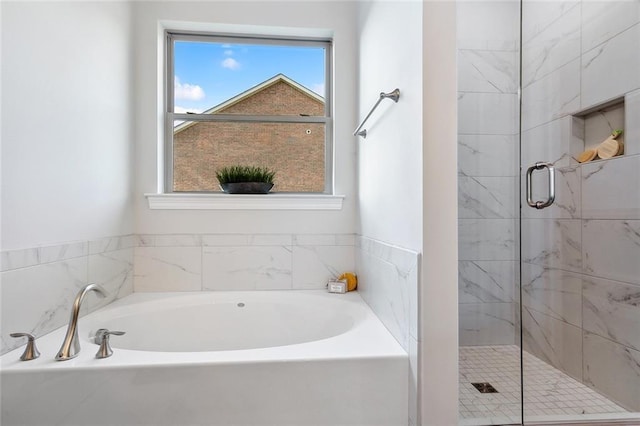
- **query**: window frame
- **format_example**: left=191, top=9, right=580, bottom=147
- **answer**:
left=164, top=31, right=334, bottom=195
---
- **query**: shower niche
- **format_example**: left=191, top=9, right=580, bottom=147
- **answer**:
left=571, top=98, right=626, bottom=163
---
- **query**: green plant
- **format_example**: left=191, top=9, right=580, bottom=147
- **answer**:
left=216, top=165, right=276, bottom=184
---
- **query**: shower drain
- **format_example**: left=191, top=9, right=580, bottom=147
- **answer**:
left=471, top=382, right=499, bottom=393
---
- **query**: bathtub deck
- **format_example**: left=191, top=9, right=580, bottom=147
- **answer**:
left=2, top=291, right=408, bottom=426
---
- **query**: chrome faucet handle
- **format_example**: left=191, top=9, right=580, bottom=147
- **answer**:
left=10, top=332, right=41, bottom=361
left=94, top=328, right=125, bottom=359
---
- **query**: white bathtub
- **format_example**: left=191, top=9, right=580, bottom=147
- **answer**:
left=1, top=290, right=408, bottom=426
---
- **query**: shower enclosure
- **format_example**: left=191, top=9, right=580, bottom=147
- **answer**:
left=458, top=1, right=640, bottom=424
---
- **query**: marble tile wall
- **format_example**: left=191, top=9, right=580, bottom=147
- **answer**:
left=457, top=0, right=520, bottom=346
left=354, top=235, right=419, bottom=425
left=520, top=0, right=640, bottom=411
left=1, top=235, right=135, bottom=356
left=134, top=233, right=356, bottom=292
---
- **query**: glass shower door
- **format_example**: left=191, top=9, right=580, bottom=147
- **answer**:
left=520, top=0, right=640, bottom=423
left=457, top=0, right=523, bottom=424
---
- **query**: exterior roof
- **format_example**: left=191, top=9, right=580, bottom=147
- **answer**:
left=173, top=74, right=324, bottom=134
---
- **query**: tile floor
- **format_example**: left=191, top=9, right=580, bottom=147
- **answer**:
left=459, top=345, right=637, bottom=425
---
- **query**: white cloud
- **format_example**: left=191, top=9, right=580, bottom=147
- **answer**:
left=174, top=106, right=204, bottom=114
left=224, top=49, right=234, bottom=56
left=221, top=57, right=241, bottom=70
left=174, top=77, right=205, bottom=101
left=312, top=83, right=325, bottom=96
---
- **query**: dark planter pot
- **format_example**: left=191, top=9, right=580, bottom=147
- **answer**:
left=220, top=182, right=274, bottom=194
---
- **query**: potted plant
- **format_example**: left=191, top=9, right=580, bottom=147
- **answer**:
left=216, top=165, right=276, bottom=194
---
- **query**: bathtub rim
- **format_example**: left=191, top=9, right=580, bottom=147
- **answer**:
left=1, top=290, right=407, bottom=372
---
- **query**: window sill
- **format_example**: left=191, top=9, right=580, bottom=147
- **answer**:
left=145, top=193, right=345, bottom=210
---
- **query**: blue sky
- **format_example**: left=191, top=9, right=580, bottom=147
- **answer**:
left=173, top=41, right=326, bottom=113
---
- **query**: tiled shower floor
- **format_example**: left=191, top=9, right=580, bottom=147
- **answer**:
left=459, top=345, right=637, bottom=425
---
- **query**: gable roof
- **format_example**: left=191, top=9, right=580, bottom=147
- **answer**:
left=173, top=74, right=324, bottom=133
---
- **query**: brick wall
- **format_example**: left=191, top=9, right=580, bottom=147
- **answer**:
left=173, top=79, right=326, bottom=192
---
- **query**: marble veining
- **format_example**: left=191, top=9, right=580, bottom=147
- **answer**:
left=134, top=247, right=202, bottom=292
left=458, top=49, right=518, bottom=94
left=582, top=156, right=640, bottom=220
left=459, top=303, right=516, bottom=346
left=87, top=249, right=134, bottom=311
left=521, top=219, right=582, bottom=271
left=292, top=245, right=355, bottom=289
left=583, top=276, right=640, bottom=352
left=458, top=219, right=517, bottom=261
left=520, top=116, right=580, bottom=169
left=1, top=258, right=88, bottom=355
left=581, top=23, right=640, bottom=109
left=459, top=176, right=517, bottom=219
left=522, top=3, right=580, bottom=89
left=459, top=260, right=515, bottom=304
left=132, top=234, right=357, bottom=293
left=521, top=59, right=581, bottom=131
left=458, top=92, right=519, bottom=135
left=581, top=1, right=640, bottom=53
left=2, top=234, right=135, bottom=272
left=202, top=246, right=293, bottom=291
left=522, top=1, right=579, bottom=44
left=355, top=236, right=419, bottom=351
left=582, top=220, right=640, bottom=285
left=458, top=134, right=518, bottom=177
left=522, top=306, right=583, bottom=381
left=583, top=331, right=640, bottom=410
left=521, top=263, right=582, bottom=327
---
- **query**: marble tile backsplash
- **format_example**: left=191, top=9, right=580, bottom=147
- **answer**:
left=1, top=235, right=134, bottom=356
left=355, top=236, right=419, bottom=352
left=134, top=233, right=356, bottom=292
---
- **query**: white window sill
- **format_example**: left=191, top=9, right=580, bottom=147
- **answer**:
left=145, top=193, right=345, bottom=210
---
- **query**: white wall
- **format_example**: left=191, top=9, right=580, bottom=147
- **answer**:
left=1, top=1, right=135, bottom=356
left=356, top=1, right=422, bottom=252
left=421, top=2, right=459, bottom=424
left=133, top=1, right=358, bottom=236
left=1, top=1, right=135, bottom=250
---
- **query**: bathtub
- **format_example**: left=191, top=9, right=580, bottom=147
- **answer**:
left=1, top=290, right=408, bottom=425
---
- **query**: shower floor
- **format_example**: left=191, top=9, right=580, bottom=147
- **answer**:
left=459, top=345, right=637, bottom=425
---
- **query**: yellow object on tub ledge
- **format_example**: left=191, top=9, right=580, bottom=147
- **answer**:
left=338, top=272, right=358, bottom=291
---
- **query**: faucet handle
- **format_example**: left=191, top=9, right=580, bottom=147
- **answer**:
left=10, top=332, right=41, bottom=361
left=94, top=328, right=125, bottom=359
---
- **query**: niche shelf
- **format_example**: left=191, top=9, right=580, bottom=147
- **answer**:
left=571, top=97, right=626, bottom=163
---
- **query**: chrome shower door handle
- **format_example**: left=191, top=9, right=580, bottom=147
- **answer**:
left=526, top=162, right=555, bottom=209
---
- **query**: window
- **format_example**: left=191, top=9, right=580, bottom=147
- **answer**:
left=165, top=32, right=332, bottom=194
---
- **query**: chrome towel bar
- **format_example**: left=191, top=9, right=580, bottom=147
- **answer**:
left=353, top=88, right=400, bottom=138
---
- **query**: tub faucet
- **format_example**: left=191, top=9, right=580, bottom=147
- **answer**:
left=55, top=283, right=107, bottom=361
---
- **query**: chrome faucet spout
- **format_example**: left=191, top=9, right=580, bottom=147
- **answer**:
left=55, top=283, right=107, bottom=361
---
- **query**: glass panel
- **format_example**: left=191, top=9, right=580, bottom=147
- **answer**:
left=521, top=0, right=640, bottom=424
left=457, top=0, right=522, bottom=424
left=172, top=120, right=325, bottom=193
left=173, top=40, right=326, bottom=116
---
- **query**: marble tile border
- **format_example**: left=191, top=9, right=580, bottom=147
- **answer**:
left=136, top=233, right=355, bottom=248
left=133, top=233, right=357, bottom=293
left=1, top=234, right=136, bottom=272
